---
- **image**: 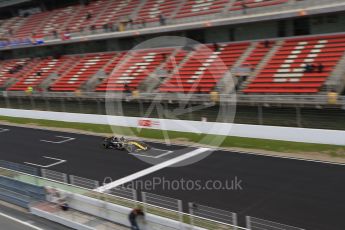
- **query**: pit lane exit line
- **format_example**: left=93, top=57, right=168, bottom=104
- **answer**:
left=95, top=148, right=210, bottom=192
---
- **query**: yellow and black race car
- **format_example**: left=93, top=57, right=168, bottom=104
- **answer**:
left=102, top=136, right=150, bottom=153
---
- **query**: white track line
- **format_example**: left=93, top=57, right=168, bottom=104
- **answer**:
left=154, top=150, right=174, bottom=158
left=3, top=123, right=344, bottom=166
left=40, top=135, right=75, bottom=144
left=24, top=156, right=66, bottom=168
left=0, top=211, right=44, bottom=230
left=0, top=128, right=9, bottom=133
left=129, top=148, right=173, bottom=159
left=95, top=148, right=210, bottom=192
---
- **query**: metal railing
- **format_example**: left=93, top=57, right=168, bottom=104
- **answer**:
left=0, top=165, right=245, bottom=230
left=246, top=216, right=305, bottom=230
left=0, top=160, right=39, bottom=176
left=69, top=175, right=99, bottom=190
left=1, top=92, right=345, bottom=131
left=41, top=168, right=68, bottom=183
left=0, top=161, right=308, bottom=230
left=2, top=91, right=344, bottom=106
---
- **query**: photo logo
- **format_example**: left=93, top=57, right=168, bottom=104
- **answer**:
left=105, top=36, right=237, bottom=166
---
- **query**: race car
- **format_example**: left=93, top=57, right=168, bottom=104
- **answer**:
left=102, top=136, right=150, bottom=153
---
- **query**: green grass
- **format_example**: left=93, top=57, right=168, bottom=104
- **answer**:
left=0, top=115, right=344, bottom=158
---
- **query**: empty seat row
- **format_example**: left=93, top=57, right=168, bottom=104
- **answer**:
left=1, top=34, right=345, bottom=94
left=0, top=0, right=292, bottom=39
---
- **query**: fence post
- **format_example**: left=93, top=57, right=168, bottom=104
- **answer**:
left=60, top=98, right=66, bottom=112
left=139, top=101, right=144, bottom=117
left=69, top=175, right=75, bottom=185
left=78, top=99, right=83, bottom=113
left=17, top=97, right=23, bottom=109
left=45, top=98, right=50, bottom=111
left=232, top=212, right=238, bottom=230
left=177, top=199, right=183, bottom=224
left=258, top=105, right=263, bottom=125
left=5, top=96, right=10, bottom=108
left=141, top=192, right=147, bottom=214
left=96, top=100, right=102, bottom=114
left=30, top=97, right=36, bottom=109
left=188, top=202, right=195, bottom=228
left=132, top=188, right=138, bottom=201
left=246, top=216, right=251, bottom=230
left=296, top=106, right=302, bottom=127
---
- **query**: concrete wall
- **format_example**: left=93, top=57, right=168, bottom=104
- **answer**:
left=64, top=191, right=202, bottom=230
left=0, top=108, right=344, bottom=146
left=30, top=208, right=94, bottom=230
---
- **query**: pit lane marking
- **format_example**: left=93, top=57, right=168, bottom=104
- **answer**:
left=0, top=128, right=9, bottom=133
left=24, top=156, right=66, bottom=168
left=40, top=135, right=75, bottom=144
left=129, top=148, right=173, bottom=159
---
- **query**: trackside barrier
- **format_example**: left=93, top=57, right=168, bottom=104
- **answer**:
left=246, top=216, right=305, bottom=230
left=189, top=202, right=238, bottom=229
left=69, top=175, right=99, bottom=189
left=0, top=166, right=249, bottom=230
left=41, top=169, right=68, bottom=183
left=0, top=160, right=39, bottom=176
left=0, top=108, right=344, bottom=145
left=142, top=192, right=183, bottom=223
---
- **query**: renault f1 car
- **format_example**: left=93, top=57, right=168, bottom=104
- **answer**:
left=102, top=136, right=150, bottom=153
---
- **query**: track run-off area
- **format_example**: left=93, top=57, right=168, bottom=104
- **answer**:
left=0, top=124, right=345, bottom=230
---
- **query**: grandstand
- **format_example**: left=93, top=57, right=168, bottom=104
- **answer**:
left=0, top=0, right=343, bottom=96
left=1, top=33, right=345, bottom=94
left=0, top=0, right=344, bottom=129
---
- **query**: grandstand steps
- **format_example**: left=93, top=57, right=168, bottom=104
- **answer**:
left=47, top=57, right=81, bottom=89
left=0, top=17, right=27, bottom=37
left=170, top=0, right=188, bottom=19
left=222, top=0, right=238, bottom=14
left=239, top=39, right=284, bottom=92
left=157, top=47, right=195, bottom=90
left=85, top=0, right=115, bottom=30
left=2, top=77, right=18, bottom=89
left=32, top=13, right=58, bottom=36
left=140, top=48, right=181, bottom=92
left=6, top=59, right=44, bottom=90
left=322, top=50, right=345, bottom=93
left=130, top=0, right=148, bottom=21
left=233, top=42, right=258, bottom=70
left=81, top=53, right=120, bottom=91
left=38, top=72, right=59, bottom=90
left=60, top=7, right=83, bottom=34
left=47, top=56, right=84, bottom=90
left=216, top=42, right=257, bottom=93
left=80, top=69, right=107, bottom=91
left=11, top=17, right=28, bottom=35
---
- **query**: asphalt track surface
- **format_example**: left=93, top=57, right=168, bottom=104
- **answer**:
left=0, top=124, right=345, bottom=230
